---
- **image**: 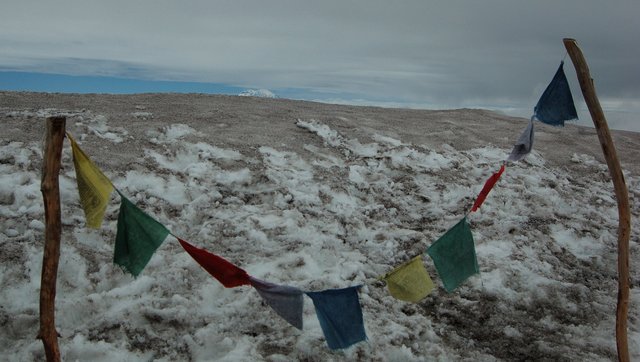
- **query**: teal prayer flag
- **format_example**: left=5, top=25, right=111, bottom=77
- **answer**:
left=426, top=217, right=479, bottom=292
left=114, top=193, right=169, bottom=276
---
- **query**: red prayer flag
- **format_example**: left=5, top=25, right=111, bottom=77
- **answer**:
left=178, top=238, right=250, bottom=288
left=471, top=164, right=505, bottom=212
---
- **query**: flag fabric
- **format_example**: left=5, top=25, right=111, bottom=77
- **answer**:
left=67, top=133, right=113, bottom=228
left=250, top=277, right=304, bottom=330
left=306, top=286, right=367, bottom=350
left=114, top=193, right=170, bottom=276
left=471, top=164, right=505, bottom=212
left=383, top=255, right=434, bottom=303
left=426, top=217, right=479, bottom=292
left=178, top=238, right=251, bottom=288
left=534, top=61, right=578, bottom=127
left=507, top=119, right=535, bottom=162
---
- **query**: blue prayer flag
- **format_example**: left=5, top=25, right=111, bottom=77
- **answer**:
left=534, top=61, right=578, bottom=126
left=306, top=286, right=367, bottom=350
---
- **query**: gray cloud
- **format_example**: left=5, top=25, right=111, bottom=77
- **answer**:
left=1, top=1, right=639, bottom=130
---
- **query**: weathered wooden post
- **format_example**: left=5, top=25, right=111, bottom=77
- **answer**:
left=563, top=38, right=632, bottom=362
left=39, top=116, right=66, bottom=362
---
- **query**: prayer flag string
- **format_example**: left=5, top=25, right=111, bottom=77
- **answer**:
left=63, top=59, right=578, bottom=349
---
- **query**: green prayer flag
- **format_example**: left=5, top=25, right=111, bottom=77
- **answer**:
left=114, top=193, right=169, bottom=276
left=426, top=217, right=478, bottom=292
left=384, top=255, right=434, bottom=303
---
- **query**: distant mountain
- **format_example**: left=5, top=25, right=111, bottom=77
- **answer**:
left=238, top=89, right=277, bottom=98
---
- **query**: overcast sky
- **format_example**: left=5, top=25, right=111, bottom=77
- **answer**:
left=1, top=1, right=639, bottom=131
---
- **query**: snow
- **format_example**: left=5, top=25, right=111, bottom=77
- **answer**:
left=1, top=102, right=639, bottom=361
left=131, top=111, right=153, bottom=120
left=83, top=115, right=129, bottom=143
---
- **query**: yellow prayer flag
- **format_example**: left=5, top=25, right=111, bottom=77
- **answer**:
left=384, top=255, right=434, bottom=303
left=67, top=133, right=114, bottom=228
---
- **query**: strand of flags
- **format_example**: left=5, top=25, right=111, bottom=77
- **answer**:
left=64, top=61, right=578, bottom=350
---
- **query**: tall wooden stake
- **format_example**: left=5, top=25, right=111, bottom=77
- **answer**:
left=563, top=38, right=631, bottom=362
left=39, top=116, right=66, bottom=362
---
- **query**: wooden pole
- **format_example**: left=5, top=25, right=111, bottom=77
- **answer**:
left=563, top=38, right=632, bottom=362
left=39, top=116, right=66, bottom=362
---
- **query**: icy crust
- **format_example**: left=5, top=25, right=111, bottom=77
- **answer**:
left=0, top=113, right=639, bottom=361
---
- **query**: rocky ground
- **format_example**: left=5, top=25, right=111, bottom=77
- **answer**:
left=1, top=91, right=639, bottom=361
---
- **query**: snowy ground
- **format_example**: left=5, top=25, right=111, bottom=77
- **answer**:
left=1, top=92, right=639, bottom=361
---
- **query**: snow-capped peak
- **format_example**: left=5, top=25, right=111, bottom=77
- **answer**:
left=238, top=89, right=277, bottom=98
